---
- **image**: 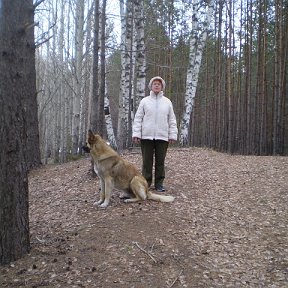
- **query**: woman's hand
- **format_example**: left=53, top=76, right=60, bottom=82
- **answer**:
left=168, top=139, right=176, bottom=144
left=132, top=137, right=141, bottom=144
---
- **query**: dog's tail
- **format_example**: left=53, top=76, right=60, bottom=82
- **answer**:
left=130, top=175, right=147, bottom=200
left=147, top=191, right=175, bottom=203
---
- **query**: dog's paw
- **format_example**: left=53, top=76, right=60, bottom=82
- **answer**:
left=99, top=202, right=109, bottom=208
left=124, top=198, right=139, bottom=203
left=94, top=200, right=104, bottom=206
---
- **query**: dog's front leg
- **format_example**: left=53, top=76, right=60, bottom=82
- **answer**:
left=94, top=177, right=105, bottom=206
left=99, top=176, right=113, bottom=208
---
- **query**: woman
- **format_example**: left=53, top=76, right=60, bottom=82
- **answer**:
left=132, top=76, right=178, bottom=192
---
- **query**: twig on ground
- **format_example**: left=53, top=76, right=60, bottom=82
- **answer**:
left=133, top=241, right=157, bottom=263
left=35, top=236, right=46, bottom=244
left=149, top=241, right=156, bottom=253
left=168, top=269, right=183, bottom=288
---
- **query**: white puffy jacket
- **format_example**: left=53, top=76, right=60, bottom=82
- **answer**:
left=132, top=91, right=178, bottom=141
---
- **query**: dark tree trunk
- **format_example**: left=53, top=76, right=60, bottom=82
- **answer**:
left=99, top=0, right=107, bottom=136
left=0, top=0, right=37, bottom=264
left=89, top=0, right=100, bottom=133
left=23, top=1, right=41, bottom=169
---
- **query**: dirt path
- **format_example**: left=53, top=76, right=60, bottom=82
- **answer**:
left=0, top=148, right=287, bottom=287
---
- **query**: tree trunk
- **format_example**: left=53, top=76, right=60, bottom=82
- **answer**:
left=98, top=0, right=107, bottom=136
left=179, top=0, right=213, bottom=146
left=0, top=0, right=36, bottom=264
left=51, top=1, right=61, bottom=162
left=134, top=0, right=146, bottom=110
left=245, top=0, right=253, bottom=154
left=89, top=0, right=100, bottom=134
left=117, top=0, right=133, bottom=150
left=227, top=0, right=234, bottom=153
left=104, top=82, right=117, bottom=150
left=72, top=0, right=85, bottom=155
left=273, top=0, right=285, bottom=155
left=23, top=2, right=41, bottom=169
left=59, top=0, right=67, bottom=163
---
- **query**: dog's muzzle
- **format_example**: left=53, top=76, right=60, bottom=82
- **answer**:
left=82, top=144, right=91, bottom=153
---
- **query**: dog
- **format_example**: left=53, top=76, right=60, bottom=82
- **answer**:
left=86, top=130, right=175, bottom=208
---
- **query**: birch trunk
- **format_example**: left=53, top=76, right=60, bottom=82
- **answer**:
left=117, top=0, right=133, bottom=150
left=134, top=0, right=146, bottom=110
left=179, top=0, right=214, bottom=146
left=105, top=82, right=117, bottom=150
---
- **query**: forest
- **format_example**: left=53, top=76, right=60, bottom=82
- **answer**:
left=33, top=0, right=288, bottom=163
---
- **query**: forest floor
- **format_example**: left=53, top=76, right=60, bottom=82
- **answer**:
left=0, top=147, right=287, bottom=288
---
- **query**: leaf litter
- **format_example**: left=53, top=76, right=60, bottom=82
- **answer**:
left=0, top=147, right=287, bottom=287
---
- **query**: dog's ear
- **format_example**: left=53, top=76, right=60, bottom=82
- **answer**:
left=88, top=129, right=94, bottom=137
left=88, top=129, right=95, bottom=144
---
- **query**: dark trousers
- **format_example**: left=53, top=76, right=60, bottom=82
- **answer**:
left=140, top=139, right=169, bottom=187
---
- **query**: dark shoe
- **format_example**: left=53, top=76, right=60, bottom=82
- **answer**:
left=155, top=185, right=165, bottom=192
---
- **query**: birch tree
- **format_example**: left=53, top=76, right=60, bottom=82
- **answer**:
left=179, top=0, right=214, bottom=146
left=117, top=0, right=146, bottom=150
left=134, top=0, right=146, bottom=109
left=99, top=0, right=117, bottom=147
left=104, top=83, right=117, bottom=149
left=117, top=0, right=134, bottom=150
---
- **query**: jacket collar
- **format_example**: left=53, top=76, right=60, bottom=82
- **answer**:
left=150, top=91, right=163, bottom=98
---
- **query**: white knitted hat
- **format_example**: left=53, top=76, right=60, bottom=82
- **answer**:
left=148, top=76, right=166, bottom=90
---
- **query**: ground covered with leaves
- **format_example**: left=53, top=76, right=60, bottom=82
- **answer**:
left=0, top=148, right=287, bottom=287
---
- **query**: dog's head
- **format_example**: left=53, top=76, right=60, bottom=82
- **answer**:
left=87, top=130, right=103, bottom=148
left=87, top=130, right=116, bottom=159
left=82, top=130, right=100, bottom=153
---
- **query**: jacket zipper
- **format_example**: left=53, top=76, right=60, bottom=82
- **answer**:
left=154, top=95, right=159, bottom=139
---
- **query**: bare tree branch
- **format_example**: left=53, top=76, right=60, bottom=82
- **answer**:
left=35, top=35, right=52, bottom=48
left=34, top=0, right=46, bottom=9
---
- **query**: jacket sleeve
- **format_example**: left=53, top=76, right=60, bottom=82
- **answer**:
left=168, top=103, right=178, bottom=140
left=132, top=100, right=144, bottom=138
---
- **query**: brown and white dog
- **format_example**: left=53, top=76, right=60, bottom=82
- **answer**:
left=87, top=130, right=175, bottom=208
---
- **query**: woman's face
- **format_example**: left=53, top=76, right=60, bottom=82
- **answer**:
left=151, top=80, right=162, bottom=94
